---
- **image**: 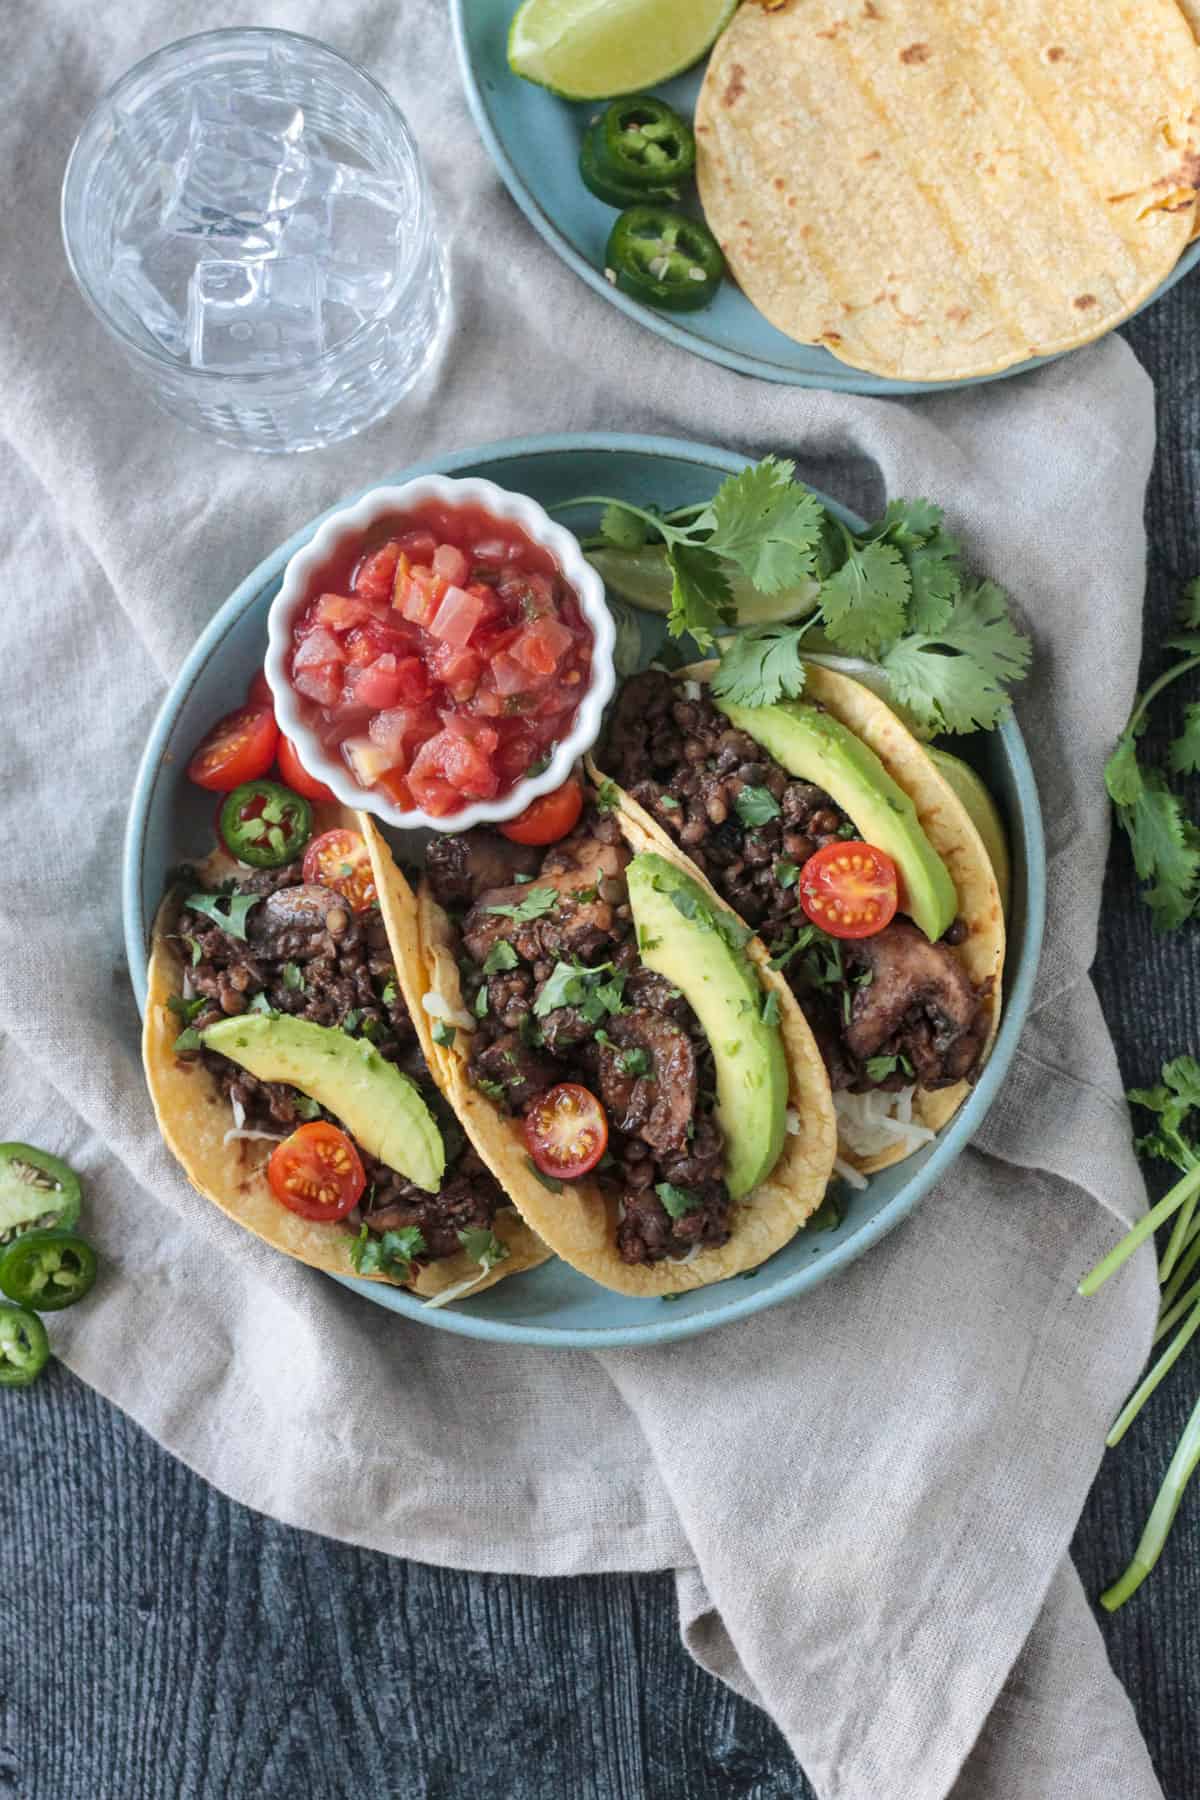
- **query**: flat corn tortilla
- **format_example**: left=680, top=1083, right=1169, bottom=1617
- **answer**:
left=404, top=802, right=838, bottom=1297
left=697, top=0, right=1200, bottom=381
left=595, top=663, right=1005, bottom=1177
left=142, top=808, right=548, bottom=1299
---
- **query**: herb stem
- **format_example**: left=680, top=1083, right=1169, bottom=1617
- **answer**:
left=1077, top=1162, right=1200, bottom=1297
left=1107, top=1297, right=1200, bottom=1447
left=1158, top=1156, right=1200, bottom=1282
left=1160, top=1222, right=1200, bottom=1312
left=1154, top=1270, right=1200, bottom=1346
left=1125, top=654, right=1200, bottom=740
left=1101, top=1388, right=1200, bottom=1610
left=550, top=496, right=681, bottom=543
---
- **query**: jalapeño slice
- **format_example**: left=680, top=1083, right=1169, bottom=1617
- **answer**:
left=0, top=1143, right=83, bottom=1244
left=219, top=780, right=313, bottom=869
left=580, top=121, right=678, bottom=210
left=0, top=1231, right=99, bottom=1312
left=597, top=97, right=696, bottom=191
left=606, top=207, right=725, bottom=312
left=0, top=1302, right=49, bottom=1387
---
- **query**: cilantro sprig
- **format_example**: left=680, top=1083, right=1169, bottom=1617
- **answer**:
left=1078, top=1057, right=1200, bottom=1608
left=1105, top=580, right=1200, bottom=931
left=557, top=459, right=1030, bottom=733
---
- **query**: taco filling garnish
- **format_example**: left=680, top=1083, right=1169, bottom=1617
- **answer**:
left=601, top=664, right=1004, bottom=1175
left=144, top=805, right=546, bottom=1302
left=399, top=789, right=836, bottom=1295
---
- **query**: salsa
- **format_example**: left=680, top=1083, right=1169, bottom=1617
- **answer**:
left=287, top=501, right=595, bottom=818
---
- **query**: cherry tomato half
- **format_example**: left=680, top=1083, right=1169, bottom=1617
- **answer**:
left=500, top=778, right=584, bottom=847
left=277, top=734, right=337, bottom=804
left=267, top=1121, right=365, bottom=1222
left=188, top=705, right=279, bottom=792
left=798, top=841, right=899, bottom=939
left=523, top=1083, right=609, bottom=1180
left=246, top=668, right=274, bottom=709
left=302, top=828, right=377, bottom=912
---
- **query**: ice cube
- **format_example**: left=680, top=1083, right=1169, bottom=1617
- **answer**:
left=111, top=233, right=195, bottom=357
left=162, top=113, right=311, bottom=246
left=305, top=163, right=407, bottom=307
left=188, top=255, right=325, bottom=372
left=185, top=78, right=305, bottom=145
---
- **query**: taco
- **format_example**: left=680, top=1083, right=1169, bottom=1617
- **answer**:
left=143, top=803, right=547, bottom=1303
left=367, top=792, right=838, bottom=1297
left=598, top=663, right=1005, bottom=1178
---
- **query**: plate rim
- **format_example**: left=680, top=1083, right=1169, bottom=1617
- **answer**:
left=450, top=0, right=1200, bottom=396
left=123, top=428, right=1046, bottom=1349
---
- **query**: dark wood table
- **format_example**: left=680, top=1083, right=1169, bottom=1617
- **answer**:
left=4, top=291, right=1199, bottom=1800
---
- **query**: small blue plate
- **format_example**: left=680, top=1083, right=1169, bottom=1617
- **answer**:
left=452, top=0, right=1200, bottom=396
left=124, top=433, right=1045, bottom=1347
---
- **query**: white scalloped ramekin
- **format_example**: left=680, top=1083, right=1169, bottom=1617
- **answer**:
left=265, top=474, right=616, bottom=833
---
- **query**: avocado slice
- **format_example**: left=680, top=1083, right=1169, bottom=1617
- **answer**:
left=203, top=1015, right=445, bottom=1194
left=0, top=1144, right=83, bottom=1245
left=927, top=749, right=1011, bottom=920
left=715, top=697, right=957, bottom=941
left=626, top=853, right=787, bottom=1200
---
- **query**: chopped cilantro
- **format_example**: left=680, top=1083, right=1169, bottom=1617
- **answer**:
left=473, top=985, right=489, bottom=1019
left=484, top=887, right=559, bottom=924
left=432, top=1020, right=456, bottom=1048
left=188, top=938, right=203, bottom=968
left=343, top=1009, right=362, bottom=1033
left=660, top=794, right=680, bottom=810
left=809, top=1193, right=844, bottom=1231
left=184, top=891, right=261, bottom=942
left=476, top=1078, right=508, bottom=1104
left=864, top=1052, right=915, bottom=1082
left=525, top=743, right=558, bottom=779
left=525, top=1156, right=563, bottom=1194
left=350, top=1224, right=425, bottom=1280
left=282, top=962, right=305, bottom=993
left=656, top=1181, right=702, bottom=1219
left=482, top=941, right=520, bottom=974
left=294, top=1096, right=322, bottom=1121
left=774, top=858, right=800, bottom=889
left=761, top=989, right=781, bottom=1027
left=519, top=1014, right=545, bottom=1049
left=458, top=1227, right=510, bottom=1273
left=167, top=994, right=205, bottom=1023
left=734, top=785, right=782, bottom=828
left=595, top=779, right=621, bottom=813
left=172, top=1026, right=203, bottom=1054
left=534, top=959, right=628, bottom=1025
left=380, top=977, right=397, bottom=1005
left=514, top=872, right=535, bottom=885
left=247, top=994, right=275, bottom=1017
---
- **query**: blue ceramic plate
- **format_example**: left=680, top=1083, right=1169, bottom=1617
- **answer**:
left=124, top=433, right=1045, bottom=1346
left=452, top=0, right=1200, bottom=396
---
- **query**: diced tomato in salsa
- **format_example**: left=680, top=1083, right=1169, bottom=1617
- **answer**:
left=286, top=500, right=594, bottom=817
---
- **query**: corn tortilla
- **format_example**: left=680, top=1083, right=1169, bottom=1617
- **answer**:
left=697, top=0, right=1200, bottom=380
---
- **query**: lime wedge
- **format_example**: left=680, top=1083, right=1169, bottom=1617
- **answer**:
left=927, top=748, right=1012, bottom=919
left=508, top=0, right=739, bottom=100
left=587, top=545, right=819, bottom=626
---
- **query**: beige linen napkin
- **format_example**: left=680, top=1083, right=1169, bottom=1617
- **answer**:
left=0, top=2, right=1167, bottom=1794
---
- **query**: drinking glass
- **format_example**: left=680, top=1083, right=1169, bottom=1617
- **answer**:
left=61, top=29, right=448, bottom=454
